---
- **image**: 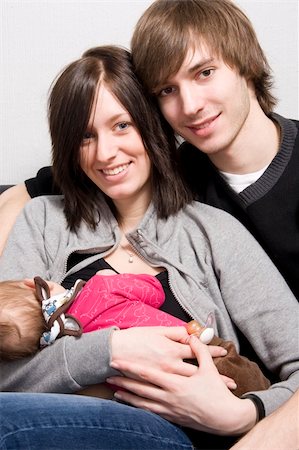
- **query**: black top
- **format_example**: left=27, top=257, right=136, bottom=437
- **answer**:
left=64, top=252, right=192, bottom=323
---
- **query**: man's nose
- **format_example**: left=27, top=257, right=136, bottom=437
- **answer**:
left=180, top=85, right=204, bottom=117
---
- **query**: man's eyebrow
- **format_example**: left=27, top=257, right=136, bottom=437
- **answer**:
left=187, top=57, right=214, bottom=74
left=155, top=57, right=215, bottom=90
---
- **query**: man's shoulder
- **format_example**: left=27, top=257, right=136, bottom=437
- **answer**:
left=290, top=117, right=299, bottom=128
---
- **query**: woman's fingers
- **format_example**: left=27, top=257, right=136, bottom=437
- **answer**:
left=109, top=360, right=182, bottom=392
left=162, top=325, right=191, bottom=343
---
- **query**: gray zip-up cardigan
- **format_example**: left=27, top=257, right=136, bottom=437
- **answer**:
left=0, top=195, right=298, bottom=416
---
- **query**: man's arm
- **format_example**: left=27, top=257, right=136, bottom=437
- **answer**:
left=230, top=390, right=299, bottom=450
left=0, top=166, right=56, bottom=255
left=0, top=183, right=30, bottom=255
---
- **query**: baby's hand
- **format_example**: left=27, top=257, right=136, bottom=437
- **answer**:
left=47, top=281, right=66, bottom=296
left=23, top=278, right=35, bottom=289
left=24, top=278, right=65, bottom=296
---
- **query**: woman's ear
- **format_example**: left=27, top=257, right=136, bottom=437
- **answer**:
left=34, top=276, right=51, bottom=303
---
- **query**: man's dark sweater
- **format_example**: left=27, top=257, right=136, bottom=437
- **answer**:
left=179, top=113, right=299, bottom=299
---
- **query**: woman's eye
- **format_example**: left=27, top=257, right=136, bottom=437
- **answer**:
left=116, top=122, right=129, bottom=131
left=159, top=86, right=175, bottom=97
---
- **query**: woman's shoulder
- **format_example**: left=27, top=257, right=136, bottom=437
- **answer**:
left=185, top=200, right=240, bottom=222
left=182, top=201, right=251, bottom=239
left=22, top=195, right=66, bottom=225
left=25, top=194, right=64, bottom=211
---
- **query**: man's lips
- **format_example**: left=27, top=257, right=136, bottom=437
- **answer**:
left=186, top=113, right=220, bottom=132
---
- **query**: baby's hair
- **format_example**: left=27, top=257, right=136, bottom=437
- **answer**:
left=0, top=280, right=45, bottom=360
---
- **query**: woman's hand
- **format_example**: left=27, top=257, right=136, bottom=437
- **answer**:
left=111, top=326, right=198, bottom=377
left=107, top=335, right=256, bottom=435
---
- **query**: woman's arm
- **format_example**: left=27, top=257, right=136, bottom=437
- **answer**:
left=0, top=329, right=117, bottom=392
left=0, top=184, right=30, bottom=255
left=0, top=325, right=200, bottom=393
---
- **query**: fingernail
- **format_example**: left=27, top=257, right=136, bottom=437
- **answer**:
left=110, top=362, right=119, bottom=369
left=114, top=392, right=122, bottom=399
left=228, top=382, right=237, bottom=390
left=219, top=348, right=227, bottom=356
left=106, top=377, right=114, bottom=384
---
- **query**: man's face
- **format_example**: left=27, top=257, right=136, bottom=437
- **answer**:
left=154, top=44, right=255, bottom=159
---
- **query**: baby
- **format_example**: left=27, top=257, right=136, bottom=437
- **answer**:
left=0, top=271, right=270, bottom=397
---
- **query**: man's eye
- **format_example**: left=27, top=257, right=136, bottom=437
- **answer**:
left=200, top=69, right=214, bottom=79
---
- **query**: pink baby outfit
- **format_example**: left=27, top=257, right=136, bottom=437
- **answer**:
left=67, top=273, right=185, bottom=331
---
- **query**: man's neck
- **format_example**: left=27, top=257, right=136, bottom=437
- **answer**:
left=209, top=105, right=280, bottom=175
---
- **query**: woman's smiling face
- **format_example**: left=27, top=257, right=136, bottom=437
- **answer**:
left=80, top=83, right=152, bottom=207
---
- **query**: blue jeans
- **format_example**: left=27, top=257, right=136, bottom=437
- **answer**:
left=0, top=393, right=194, bottom=450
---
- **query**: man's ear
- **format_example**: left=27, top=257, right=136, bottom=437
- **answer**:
left=34, top=276, right=51, bottom=304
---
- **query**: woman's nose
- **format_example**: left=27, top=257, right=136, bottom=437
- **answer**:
left=95, top=135, right=118, bottom=162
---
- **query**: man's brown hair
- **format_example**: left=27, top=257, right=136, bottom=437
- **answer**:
left=131, top=0, right=276, bottom=114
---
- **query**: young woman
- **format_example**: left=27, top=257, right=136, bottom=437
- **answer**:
left=0, top=46, right=298, bottom=450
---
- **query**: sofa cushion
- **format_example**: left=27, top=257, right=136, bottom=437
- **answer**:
left=0, top=185, right=13, bottom=194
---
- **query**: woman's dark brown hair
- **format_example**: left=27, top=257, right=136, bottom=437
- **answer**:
left=49, top=45, right=192, bottom=231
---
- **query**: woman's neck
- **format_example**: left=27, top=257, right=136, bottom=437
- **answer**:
left=114, top=191, right=152, bottom=233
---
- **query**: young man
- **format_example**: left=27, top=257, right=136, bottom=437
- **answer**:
left=130, top=0, right=299, bottom=301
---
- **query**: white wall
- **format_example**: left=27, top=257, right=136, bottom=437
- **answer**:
left=1, top=0, right=298, bottom=184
